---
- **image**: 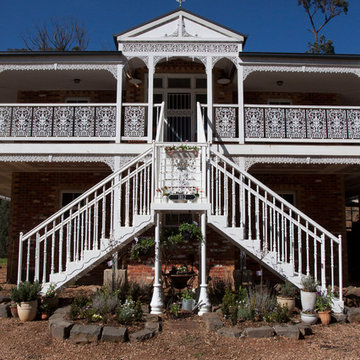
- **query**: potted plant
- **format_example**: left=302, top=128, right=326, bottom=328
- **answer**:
left=181, top=288, right=196, bottom=312
left=276, top=281, right=297, bottom=313
left=300, top=309, right=318, bottom=325
left=40, top=302, right=50, bottom=320
left=10, top=281, right=42, bottom=322
left=300, top=275, right=318, bottom=311
left=315, top=290, right=334, bottom=325
left=42, top=282, right=58, bottom=310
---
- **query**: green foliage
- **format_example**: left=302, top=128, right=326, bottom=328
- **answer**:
left=264, top=305, right=290, bottom=323
left=181, top=288, right=196, bottom=300
left=169, top=302, right=181, bottom=317
left=278, top=281, right=298, bottom=298
left=221, top=288, right=237, bottom=318
left=10, top=281, right=42, bottom=303
left=298, top=0, right=349, bottom=54
left=301, top=275, right=318, bottom=292
left=167, top=222, right=202, bottom=245
left=69, top=296, right=89, bottom=320
left=0, top=199, right=10, bottom=258
left=129, top=237, right=155, bottom=262
left=116, top=297, right=143, bottom=325
left=307, top=35, right=334, bottom=54
left=315, top=290, right=334, bottom=311
left=164, top=144, right=199, bottom=155
left=45, top=283, right=57, bottom=298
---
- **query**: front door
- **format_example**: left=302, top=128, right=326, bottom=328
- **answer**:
left=153, top=75, right=206, bottom=142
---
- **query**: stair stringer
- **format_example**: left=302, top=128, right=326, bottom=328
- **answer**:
left=207, top=216, right=302, bottom=289
left=46, top=214, right=154, bottom=293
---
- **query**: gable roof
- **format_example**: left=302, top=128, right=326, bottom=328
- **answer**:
left=114, top=8, right=247, bottom=46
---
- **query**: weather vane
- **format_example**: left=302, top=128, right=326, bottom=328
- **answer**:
left=176, top=0, right=185, bottom=7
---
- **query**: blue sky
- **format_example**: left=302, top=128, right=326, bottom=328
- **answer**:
left=0, top=0, right=358, bottom=53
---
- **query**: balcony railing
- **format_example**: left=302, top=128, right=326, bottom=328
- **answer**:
left=0, top=104, right=117, bottom=141
left=245, top=105, right=360, bottom=142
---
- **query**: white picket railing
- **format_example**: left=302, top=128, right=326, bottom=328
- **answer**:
left=17, top=147, right=154, bottom=289
left=208, top=149, right=343, bottom=304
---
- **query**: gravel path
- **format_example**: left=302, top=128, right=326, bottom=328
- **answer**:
left=0, top=317, right=359, bottom=360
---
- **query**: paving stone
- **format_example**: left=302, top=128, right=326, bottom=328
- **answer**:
left=53, top=306, right=71, bottom=315
left=331, top=312, right=347, bottom=324
left=244, top=326, right=275, bottom=338
left=296, top=323, right=313, bottom=337
left=217, top=327, right=242, bottom=338
left=347, top=307, right=360, bottom=323
left=101, top=326, right=128, bottom=343
left=0, top=303, right=10, bottom=318
left=143, top=314, right=162, bottom=323
left=203, top=316, right=224, bottom=331
left=129, top=328, right=156, bottom=342
left=145, top=321, right=162, bottom=333
left=50, top=320, right=73, bottom=340
left=69, top=324, right=102, bottom=344
left=274, top=325, right=301, bottom=340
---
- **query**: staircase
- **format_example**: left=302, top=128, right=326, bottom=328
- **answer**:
left=17, top=102, right=344, bottom=311
left=17, top=148, right=155, bottom=293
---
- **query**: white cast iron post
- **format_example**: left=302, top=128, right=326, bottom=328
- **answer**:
left=150, top=212, right=164, bottom=314
left=198, top=211, right=211, bottom=315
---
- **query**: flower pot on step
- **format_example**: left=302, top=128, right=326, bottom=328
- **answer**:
left=17, top=300, right=38, bottom=322
left=318, top=310, right=331, bottom=325
left=300, top=290, right=317, bottom=311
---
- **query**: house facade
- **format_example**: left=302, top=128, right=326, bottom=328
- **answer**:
left=1, top=8, right=359, bottom=314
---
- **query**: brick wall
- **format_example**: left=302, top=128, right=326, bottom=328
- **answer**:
left=7, top=169, right=111, bottom=283
left=18, top=90, right=116, bottom=103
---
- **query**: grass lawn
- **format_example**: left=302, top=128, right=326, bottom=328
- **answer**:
left=0, top=258, right=7, bottom=266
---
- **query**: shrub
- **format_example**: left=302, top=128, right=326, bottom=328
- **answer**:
left=69, top=296, right=89, bottom=320
left=169, top=302, right=181, bottom=317
left=301, top=275, right=318, bottom=292
left=264, top=305, right=290, bottom=323
left=117, top=297, right=143, bottom=325
left=10, top=281, right=42, bottom=303
left=278, top=281, right=297, bottom=298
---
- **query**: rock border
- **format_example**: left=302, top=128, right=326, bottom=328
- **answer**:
left=201, top=312, right=314, bottom=340
left=49, top=307, right=162, bottom=343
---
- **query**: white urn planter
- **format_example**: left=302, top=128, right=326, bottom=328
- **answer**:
left=300, top=290, right=317, bottom=311
left=17, top=300, right=38, bottom=322
left=301, top=311, right=318, bottom=325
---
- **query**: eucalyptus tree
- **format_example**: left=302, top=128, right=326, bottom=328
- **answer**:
left=298, top=0, right=349, bottom=54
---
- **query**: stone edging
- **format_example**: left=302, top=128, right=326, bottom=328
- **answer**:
left=201, top=312, right=313, bottom=340
left=48, top=306, right=162, bottom=343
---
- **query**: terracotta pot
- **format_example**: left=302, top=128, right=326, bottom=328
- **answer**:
left=41, top=313, right=49, bottom=320
left=277, top=296, right=295, bottom=313
left=300, top=290, right=317, bottom=311
left=17, top=300, right=38, bottom=322
left=9, top=304, right=18, bottom=318
left=301, top=312, right=318, bottom=325
left=318, top=310, right=331, bottom=325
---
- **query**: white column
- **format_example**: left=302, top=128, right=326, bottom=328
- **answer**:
left=147, top=57, right=155, bottom=144
left=206, top=57, right=213, bottom=143
left=112, top=156, right=121, bottom=267
left=198, top=212, right=211, bottom=315
left=150, top=212, right=163, bottom=314
left=237, top=63, right=245, bottom=144
left=116, top=64, right=124, bottom=143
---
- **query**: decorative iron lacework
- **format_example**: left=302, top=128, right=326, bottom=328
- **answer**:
left=244, top=106, right=360, bottom=140
left=0, top=107, right=11, bottom=136
left=0, top=105, right=116, bottom=138
left=122, top=42, right=239, bottom=54
left=242, top=65, right=360, bottom=81
left=124, top=106, right=146, bottom=137
left=215, top=107, right=237, bottom=138
left=0, top=64, right=118, bottom=79
left=95, top=107, right=116, bottom=137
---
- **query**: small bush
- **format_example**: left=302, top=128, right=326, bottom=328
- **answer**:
left=10, top=281, right=42, bottom=303
left=169, top=302, right=181, bottom=317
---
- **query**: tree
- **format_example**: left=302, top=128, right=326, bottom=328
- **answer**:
left=298, top=0, right=349, bottom=54
left=22, top=17, right=89, bottom=51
